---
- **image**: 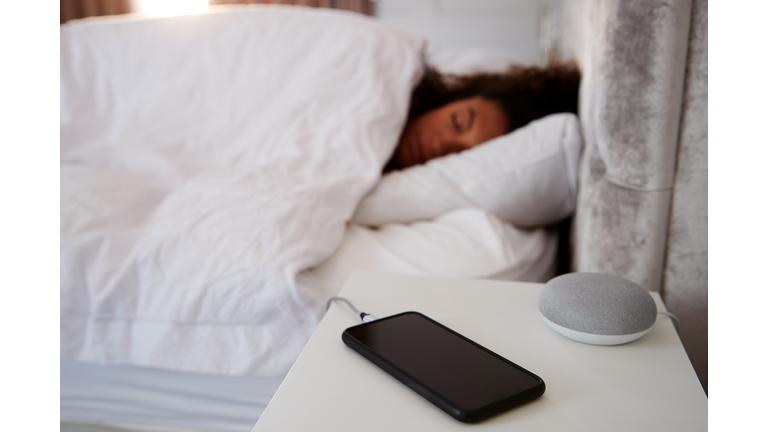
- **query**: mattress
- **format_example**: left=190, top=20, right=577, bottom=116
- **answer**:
left=60, top=358, right=284, bottom=432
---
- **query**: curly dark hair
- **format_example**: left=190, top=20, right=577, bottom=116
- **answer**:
left=407, top=61, right=581, bottom=133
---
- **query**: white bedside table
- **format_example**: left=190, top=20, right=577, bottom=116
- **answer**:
left=252, top=272, right=707, bottom=431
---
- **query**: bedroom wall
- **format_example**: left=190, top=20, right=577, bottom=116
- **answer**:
left=374, top=0, right=543, bottom=64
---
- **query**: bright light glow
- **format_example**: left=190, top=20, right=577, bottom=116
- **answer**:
left=142, top=0, right=208, bottom=16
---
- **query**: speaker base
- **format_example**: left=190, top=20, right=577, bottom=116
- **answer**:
left=540, top=314, right=653, bottom=346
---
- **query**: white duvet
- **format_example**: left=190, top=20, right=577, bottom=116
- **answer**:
left=60, top=6, right=555, bottom=377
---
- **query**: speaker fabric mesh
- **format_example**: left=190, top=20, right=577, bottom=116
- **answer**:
left=538, top=273, right=657, bottom=336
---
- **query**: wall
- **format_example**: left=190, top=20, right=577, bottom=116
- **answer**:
left=374, top=0, right=543, bottom=64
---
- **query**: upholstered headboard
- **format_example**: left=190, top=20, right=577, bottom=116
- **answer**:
left=559, top=0, right=708, bottom=393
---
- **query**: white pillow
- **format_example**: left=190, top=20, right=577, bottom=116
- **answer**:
left=351, top=113, right=582, bottom=228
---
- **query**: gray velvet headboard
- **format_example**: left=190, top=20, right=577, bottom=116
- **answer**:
left=554, top=0, right=707, bottom=393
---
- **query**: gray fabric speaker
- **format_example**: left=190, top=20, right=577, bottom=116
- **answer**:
left=538, top=273, right=658, bottom=345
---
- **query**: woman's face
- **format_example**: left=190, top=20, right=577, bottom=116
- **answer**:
left=394, top=97, right=509, bottom=169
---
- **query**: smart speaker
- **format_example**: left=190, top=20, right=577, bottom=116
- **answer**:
left=538, top=273, right=658, bottom=345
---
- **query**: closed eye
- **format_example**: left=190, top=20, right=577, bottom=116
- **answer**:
left=452, top=107, right=475, bottom=133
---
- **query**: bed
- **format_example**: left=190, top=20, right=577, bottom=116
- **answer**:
left=61, top=1, right=708, bottom=430
left=60, top=5, right=583, bottom=431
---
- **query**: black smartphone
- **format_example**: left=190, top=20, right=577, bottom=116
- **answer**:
left=342, top=311, right=545, bottom=423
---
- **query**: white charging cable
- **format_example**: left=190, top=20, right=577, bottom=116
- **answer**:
left=657, top=311, right=680, bottom=334
left=326, top=296, right=378, bottom=323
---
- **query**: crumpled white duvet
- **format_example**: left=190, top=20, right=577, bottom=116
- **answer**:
left=60, top=6, right=556, bottom=378
left=61, top=6, right=424, bottom=376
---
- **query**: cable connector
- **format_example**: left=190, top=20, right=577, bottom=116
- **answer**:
left=326, top=296, right=378, bottom=323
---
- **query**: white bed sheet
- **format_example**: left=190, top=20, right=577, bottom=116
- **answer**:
left=61, top=358, right=282, bottom=432
left=308, top=208, right=557, bottom=297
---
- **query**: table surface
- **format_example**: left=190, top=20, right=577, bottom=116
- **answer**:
left=252, top=272, right=707, bottom=431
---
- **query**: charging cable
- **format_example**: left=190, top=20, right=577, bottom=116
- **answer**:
left=326, top=296, right=378, bottom=323
left=657, top=311, right=680, bottom=334
left=327, top=296, right=678, bottom=335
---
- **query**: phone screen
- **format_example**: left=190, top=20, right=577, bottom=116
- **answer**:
left=343, top=312, right=543, bottom=420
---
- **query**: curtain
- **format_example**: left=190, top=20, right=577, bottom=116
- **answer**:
left=61, top=0, right=131, bottom=24
left=208, top=0, right=374, bottom=16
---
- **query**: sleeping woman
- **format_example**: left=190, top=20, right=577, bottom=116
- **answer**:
left=312, top=61, right=584, bottom=293
left=386, top=61, right=581, bottom=171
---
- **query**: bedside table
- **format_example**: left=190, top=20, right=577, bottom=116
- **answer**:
left=252, top=272, right=707, bottom=431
